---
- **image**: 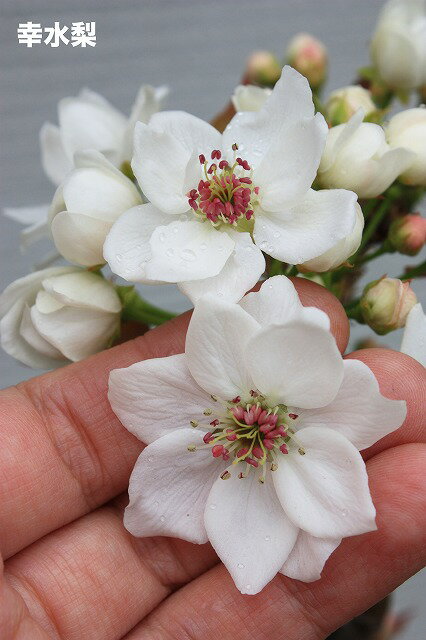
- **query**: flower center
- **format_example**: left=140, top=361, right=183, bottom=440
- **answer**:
left=186, top=146, right=260, bottom=230
left=188, top=391, right=304, bottom=483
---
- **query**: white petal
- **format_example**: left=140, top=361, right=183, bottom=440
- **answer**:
left=35, top=291, right=65, bottom=313
left=39, top=123, right=72, bottom=185
left=178, top=231, right=265, bottom=303
left=401, top=302, right=426, bottom=366
left=361, top=147, right=415, bottom=199
left=149, top=111, right=222, bottom=156
left=273, top=426, right=376, bottom=538
left=239, top=276, right=330, bottom=331
left=245, top=322, right=343, bottom=409
left=223, top=66, right=315, bottom=169
left=125, top=429, right=226, bottom=544
left=58, top=94, right=127, bottom=164
left=254, top=188, right=358, bottom=264
left=0, top=301, right=65, bottom=369
left=62, top=165, right=141, bottom=223
left=132, top=122, right=192, bottom=214
left=51, top=211, right=111, bottom=266
left=185, top=296, right=260, bottom=400
left=145, top=220, right=234, bottom=283
left=0, top=266, right=76, bottom=318
left=19, top=304, right=64, bottom=359
left=232, top=85, right=272, bottom=112
left=108, top=353, right=213, bottom=444
left=297, top=359, right=407, bottom=450
left=204, top=466, right=299, bottom=595
left=3, top=204, right=49, bottom=226
left=41, top=271, right=121, bottom=313
left=103, top=203, right=174, bottom=282
left=280, top=531, right=341, bottom=582
left=31, top=305, right=119, bottom=361
left=255, top=114, right=327, bottom=209
left=122, top=84, right=166, bottom=160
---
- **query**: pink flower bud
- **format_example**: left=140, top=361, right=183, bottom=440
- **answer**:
left=244, top=50, right=282, bottom=87
left=389, top=215, right=426, bottom=256
left=361, top=277, right=418, bottom=335
left=285, top=33, right=327, bottom=89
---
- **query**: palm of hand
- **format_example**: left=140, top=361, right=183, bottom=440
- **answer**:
left=0, top=280, right=425, bottom=640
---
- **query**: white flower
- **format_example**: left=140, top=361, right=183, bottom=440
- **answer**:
left=387, top=107, right=426, bottom=186
left=4, top=204, right=50, bottom=252
left=318, top=110, right=415, bottom=198
left=105, top=67, right=359, bottom=303
left=232, top=85, right=272, bottom=112
left=400, top=302, right=426, bottom=366
left=0, top=267, right=121, bottom=369
left=108, top=276, right=406, bottom=595
left=40, top=85, right=168, bottom=185
left=49, top=150, right=142, bottom=266
left=298, top=203, right=364, bottom=272
left=325, top=86, right=376, bottom=125
left=370, top=0, right=426, bottom=91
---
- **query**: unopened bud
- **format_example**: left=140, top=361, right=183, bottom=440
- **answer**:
left=285, top=33, right=327, bottom=89
left=361, top=277, right=418, bottom=335
left=389, top=215, right=426, bottom=256
left=325, top=86, right=377, bottom=125
left=245, top=51, right=282, bottom=87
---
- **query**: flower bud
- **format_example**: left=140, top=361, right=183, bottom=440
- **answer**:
left=0, top=267, right=121, bottom=369
left=370, top=0, right=426, bottom=91
left=388, top=214, right=426, bottom=256
left=244, top=51, right=282, bottom=87
left=285, top=33, right=327, bottom=89
left=360, top=277, right=417, bottom=335
left=318, top=110, right=414, bottom=198
left=325, top=86, right=377, bottom=125
left=386, top=107, right=426, bottom=186
left=298, top=203, right=364, bottom=272
left=49, top=150, right=142, bottom=267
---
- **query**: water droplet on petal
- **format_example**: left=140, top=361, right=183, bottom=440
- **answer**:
left=217, top=245, right=224, bottom=252
left=147, top=456, right=154, bottom=463
left=159, top=232, right=166, bottom=243
left=200, top=243, right=207, bottom=251
left=209, top=503, right=217, bottom=510
left=160, top=515, right=166, bottom=522
left=341, top=509, right=348, bottom=517
left=264, top=535, right=271, bottom=542
left=116, top=253, right=122, bottom=262
left=153, top=500, right=159, bottom=508
left=267, top=244, right=274, bottom=253
left=181, top=249, right=197, bottom=262
left=166, top=248, right=175, bottom=257
left=245, top=584, right=252, bottom=591
left=259, top=241, right=268, bottom=250
left=273, top=232, right=281, bottom=239
left=237, top=563, right=245, bottom=569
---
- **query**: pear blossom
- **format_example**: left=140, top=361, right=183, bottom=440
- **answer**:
left=317, top=109, right=415, bottom=198
left=244, top=51, right=282, bottom=86
left=0, top=267, right=121, bottom=369
left=325, top=86, right=377, bottom=125
left=285, top=33, right=328, bottom=89
left=232, top=85, right=272, bottom=112
left=298, top=203, right=364, bottom=272
left=370, top=0, right=426, bottom=91
left=387, top=108, right=426, bottom=186
left=40, top=84, right=168, bottom=185
left=400, top=302, right=426, bottom=366
left=108, top=276, right=406, bottom=595
left=49, top=150, right=142, bottom=267
left=105, top=66, right=359, bottom=303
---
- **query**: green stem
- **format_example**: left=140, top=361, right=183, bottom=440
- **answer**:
left=118, top=286, right=176, bottom=326
left=398, top=260, right=426, bottom=281
left=359, top=199, right=390, bottom=251
left=285, top=265, right=299, bottom=277
left=356, top=242, right=391, bottom=266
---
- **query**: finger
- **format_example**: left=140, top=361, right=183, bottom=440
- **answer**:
left=0, top=279, right=348, bottom=558
left=121, top=443, right=426, bottom=640
left=4, top=496, right=218, bottom=640
left=346, top=348, right=426, bottom=458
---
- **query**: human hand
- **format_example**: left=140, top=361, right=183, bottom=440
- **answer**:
left=0, top=279, right=424, bottom=640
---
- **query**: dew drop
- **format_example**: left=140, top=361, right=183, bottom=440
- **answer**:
left=166, top=247, right=175, bottom=257
left=153, top=500, right=159, bottom=508
left=200, top=243, right=207, bottom=251
left=217, top=245, right=224, bottom=252
left=173, top=225, right=179, bottom=233
left=147, top=456, right=154, bottom=463
left=341, top=509, right=348, bottom=517
left=264, top=535, right=271, bottom=542
left=159, top=232, right=166, bottom=243
left=217, top=291, right=224, bottom=298
left=237, top=563, right=245, bottom=569
left=181, top=249, right=197, bottom=262
left=259, top=241, right=268, bottom=250
left=268, top=244, right=274, bottom=253
left=116, top=253, right=122, bottom=262
left=245, top=584, right=252, bottom=591
left=273, top=231, right=281, bottom=239
left=160, top=515, right=166, bottom=522
left=209, top=503, right=217, bottom=510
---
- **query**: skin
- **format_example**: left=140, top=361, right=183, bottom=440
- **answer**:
left=0, top=278, right=424, bottom=640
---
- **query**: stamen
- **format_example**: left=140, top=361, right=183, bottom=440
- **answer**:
left=190, top=420, right=198, bottom=427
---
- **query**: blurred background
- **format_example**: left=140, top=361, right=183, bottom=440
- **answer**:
left=0, top=1, right=424, bottom=638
